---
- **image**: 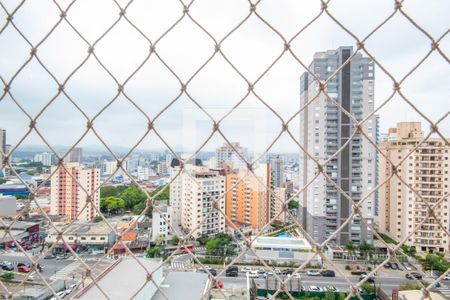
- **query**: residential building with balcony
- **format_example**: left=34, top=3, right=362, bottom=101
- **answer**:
left=50, top=163, right=100, bottom=222
left=170, top=164, right=225, bottom=238
left=216, top=142, right=248, bottom=170
left=152, top=203, right=173, bottom=242
left=378, top=122, right=450, bottom=252
left=299, top=46, right=377, bottom=245
left=225, top=164, right=271, bottom=230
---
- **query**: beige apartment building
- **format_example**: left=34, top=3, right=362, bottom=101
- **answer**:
left=378, top=122, right=450, bottom=252
left=50, top=163, right=100, bottom=222
left=172, top=167, right=225, bottom=238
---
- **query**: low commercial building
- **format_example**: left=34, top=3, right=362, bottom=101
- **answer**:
left=0, top=184, right=30, bottom=197
left=46, top=222, right=116, bottom=254
left=0, top=221, right=40, bottom=249
left=249, top=236, right=314, bottom=263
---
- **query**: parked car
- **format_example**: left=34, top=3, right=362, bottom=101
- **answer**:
left=403, top=262, right=413, bottom=271
left=282, top=269, right=293, bottom=275
left=273, top=268, right=281, bottom=274
left=321, top=270, right=335, bottom=277
left=306, top=270, right=321, bottom=276
left=308, top=286, right=322, bottom=292
left=44, top=254, right=56, bottom=259
left=225, top=267, right=238, bottom=277
left=443, top=274, right=450, bottom=280
left=391, top=262, right=399, bottom=270
left=360, top=273, right=375, bottom=283
left=384, top=262, right=392, bottom=269
left=18, top=265, right=31, bottom=273
left=0, top=261, right=14, bottom=271
left=406, top=272, right=422, bottom=280
left=291, top=273, right=301, bottom=279
left=325, top=286, right=339, bottom=292
left=263, top=272, right=273, bottom=278
left=248, top=271, right=259, bottom=278
left=17, top=262, right=30, bottom=268
left=241, top=267, right=252, bottom=273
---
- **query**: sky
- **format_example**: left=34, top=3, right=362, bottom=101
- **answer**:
left=0, top=0, right=449, bottom=157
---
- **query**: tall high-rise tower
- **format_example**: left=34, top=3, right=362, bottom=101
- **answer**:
left=299, top=46, right=377, bottom=245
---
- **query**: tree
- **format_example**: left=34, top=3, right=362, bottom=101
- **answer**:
left=288, top=199, right=299, bottom=210
left=205, top=233, right=236, bottom=256
left=171, top=235, right=179, bottom=246
left=132, top=201, right=153, bottom=216
left=120, top=186, right=147, bottom=209
left=359, top=240, right=375, bottom=259
left=324, top=289, right=335, bottom=300
left=346, top=240, right=356, bottom=257
left=361, top=283, right=376, bottom=294
left=1, top=272, right=14, bottom=280
left=146, top=245, right=164, bottom=258
left=100, top=197, right=125, bottom=214
left=150, top=186, right=170, bottom=202
left=197, top=233, right=209, bottom=246
left=93, top=216, right=103, bottom=223
left=100, top=185, right=128, bottom=198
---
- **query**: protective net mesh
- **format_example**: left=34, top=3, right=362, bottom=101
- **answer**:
left=0, top=0, right=449, bottom=299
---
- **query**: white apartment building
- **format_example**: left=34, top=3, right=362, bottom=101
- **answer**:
left=50, top=163, right=100, bottom=221
left=216, top=142, right=248, bottom=170
left=378, top=122, right=450, bottom=252
left=34, top=152, right=52, bottom=166
left=152, top=203, right=173, bottom=242
left=300, top=46, right=377, bottom=245
left=182, top=171, right=225, bottom=238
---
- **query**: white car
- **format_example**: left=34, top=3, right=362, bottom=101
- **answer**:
left=241, top=267, right=252, bottom=273
left=292, top=273, right=301, bottom=279
left=443, top=274, right=450, bottom=280
left=50, top=291, right=67, bottom=299
left=309, top=286, right=322, bottom=292
left=263, top=272, right=273, bottom=278
left=307, top=270, right=321, bottom=276
left=248, top=271, right=259, bottom=278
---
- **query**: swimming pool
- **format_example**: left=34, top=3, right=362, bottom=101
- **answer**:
left=274, top=232, right=293, bottom=238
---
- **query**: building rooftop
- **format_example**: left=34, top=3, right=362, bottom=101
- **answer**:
left=152, top=272, right=210, bottom=300
left=74, top=257, right=162, bottom=300
left=49, top=221, right=114, bottom=236
left=252, top=236, right=312, bottom=250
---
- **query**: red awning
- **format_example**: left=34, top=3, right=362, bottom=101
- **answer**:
left=63, top=243, right=78, bottom=250
left=113, top=245, right=126, bottom=251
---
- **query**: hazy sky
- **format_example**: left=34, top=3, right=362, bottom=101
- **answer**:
left=0, top=0, right=449, bottom=156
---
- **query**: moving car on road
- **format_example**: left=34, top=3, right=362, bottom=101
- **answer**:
left=321, top=270, right=335, bottom=277
left=306, top=270, right=321, bottom=276
left=225, top=266, right=238, bottom=277
left=359, top=273, right=375, bottom=283
left=406, top=272, right=422, bottom=280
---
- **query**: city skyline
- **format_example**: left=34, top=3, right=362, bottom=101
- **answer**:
left=1, top=1, right=449, bottom=154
